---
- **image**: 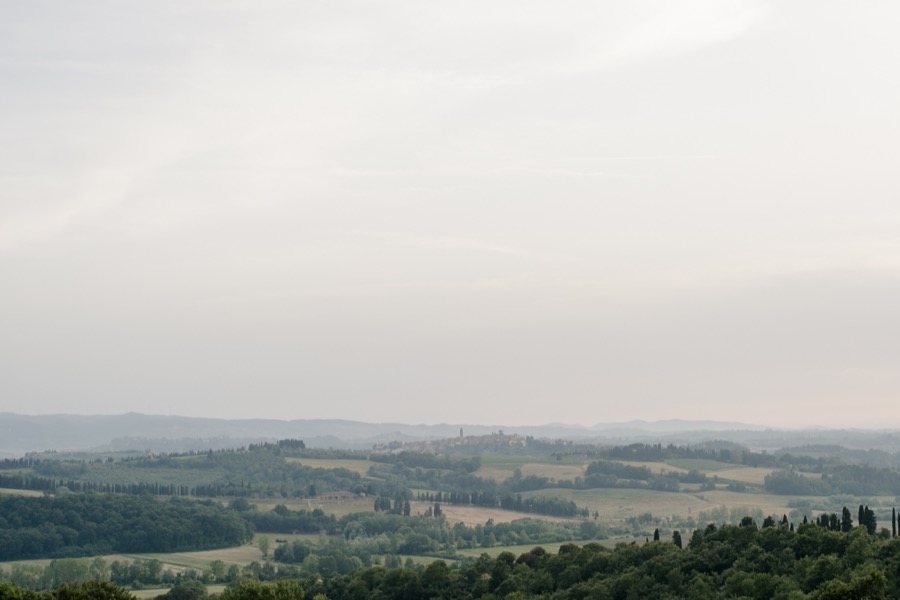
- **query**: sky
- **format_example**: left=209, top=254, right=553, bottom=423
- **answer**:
left=2, top=1, right=899, bottom=428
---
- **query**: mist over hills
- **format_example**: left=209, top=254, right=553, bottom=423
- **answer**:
left=2, top=412, right=899, bottom=458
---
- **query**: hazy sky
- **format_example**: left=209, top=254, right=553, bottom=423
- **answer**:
left=3, top=1, right=899, bottom=428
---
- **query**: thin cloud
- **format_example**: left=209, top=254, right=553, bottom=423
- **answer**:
left=501, top=167, right=609, bottom=178
left=568, top=155, right=717, bottom=162
left=596, top=0, right=771, bottom=69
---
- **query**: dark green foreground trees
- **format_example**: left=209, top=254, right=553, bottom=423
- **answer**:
left=0, top=581, right=134, bottom=600
left=5, top=520, right=900, bottom=600
left=229, top=523, right=900, bottom=599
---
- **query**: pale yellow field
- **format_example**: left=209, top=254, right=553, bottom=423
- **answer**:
left=132, top=585, right=226, bottom=599
left=413, top=501, right=572, bottom=526
left=473, top=465, right=515, bottom=481
left=521, top=488, right=716, bottom=523
left=308, top=496, right=375, bottom=518
left=475, top=461, right=586, bottom=482
left=254, top=496, right=374, bottom=518
left=284, top=457, right=374, bottom=477
left=0, top=558, right=52, bottom=573
left=252, top=499, right=304, bottom=512
left=0, top=487, right=43, bottom=497
left=117, top=543, right=269, bottom=576
left=475, top=459, right=696, bottom=483
left=713, top=467, right=776, bottom=485
left=160, top=543, right=264, bottom=566
left=266, top=532, right=324, bottom=544
left=618, top=461, right=688, bottom=474
left=692, top=490, right=795, bottom=518
left=0, top=544, right=265, bottom=581
left=519, top=463, right=585, bottom=481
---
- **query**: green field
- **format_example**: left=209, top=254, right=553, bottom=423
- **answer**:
left=618, top=461, right=687, bottom=474
left=520, top=487, right=715, bottom=522
left=0, top=487, right=42, bottom=497
left=136, top=546, right=252, bottom=570
left=475, top=455, right=588, bottom=483
left=473, top=456, right=536, bottom=480
left=253, top=495, right=374, bottom=518
left=664, top=458, right=739, bottom=472
left=284, top=457, right=375, bottom=477
left=711, top=466, right=775, bottom=485
left=67, top=463, right=229, bottom=486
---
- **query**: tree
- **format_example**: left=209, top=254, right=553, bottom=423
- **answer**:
left=226, top=565, right=240, bottom=583
left=44, top=581, right=134, bottom=600
left=0, top=582, right=40, bottom=600
left=893, top=507, right=896, bottom=538
left=815, top=566, right=886, bottom=600
left=862, top=506, right=877, bottom=535
left=209, top=561, right=226, bottom=582
left=672, top=531, right=682, bottom=549
left=258, top=536, right=269, bottom=558
left=156, top=580, right=207, bottom=600
left=841, top=507, right=853, bottom=532
left=219, top=580, right=304, bottom=600
left=228, top=498, right=252, bottom=512
left=653, top=528, right=660, bottom=542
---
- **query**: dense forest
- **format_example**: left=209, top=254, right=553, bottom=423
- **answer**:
left=285, top=522, right=900, bottom=600
left=0, top=494, right=252, bottom=560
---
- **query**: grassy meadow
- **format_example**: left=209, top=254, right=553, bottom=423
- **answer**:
left=284, top=457, right=375, bottom=477
left=475, top=456, right=586, bottom=483
left=132, top=585, right=226, bottom=599
left=0, top=488, right=43, bottom=497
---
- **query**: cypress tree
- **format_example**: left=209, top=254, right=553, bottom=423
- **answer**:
left=842, top=507, right=853, bottom=532
left=863, top=506, right=876, bottom=535
left=893, top=507, right=896, bottom=538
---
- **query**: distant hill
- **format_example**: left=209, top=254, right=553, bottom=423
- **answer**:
left=1, top=412, right=898, bottom=458
left=0, top=412, right=759, bottom=457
